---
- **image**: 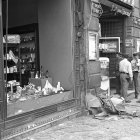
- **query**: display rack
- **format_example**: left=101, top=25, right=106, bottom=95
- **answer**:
left=19, top=32, right=36, bottom=86
left=4, top=35, right=21, bottom=93
left=4, top=32, right=38, bottom=95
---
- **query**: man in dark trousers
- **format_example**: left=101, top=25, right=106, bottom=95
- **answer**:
left=131, top=52, right=140, bottom=99
left=119, top=54, right=133, bottom=103
left=115, top=52, right=123, bottom=95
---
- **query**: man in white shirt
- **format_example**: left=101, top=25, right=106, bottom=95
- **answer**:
left=131, top=52, right=140, bottom=99
left=119, top=54, right=133, bottom=103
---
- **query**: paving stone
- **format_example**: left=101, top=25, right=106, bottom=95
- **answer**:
left=21, top=99, right=140, bottom=140
left=119, top=136, right=140, bottom=140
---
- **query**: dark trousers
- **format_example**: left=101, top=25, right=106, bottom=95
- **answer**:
left=116, top=75, right=121, bottom=95
left=120, top=73, right=129, bottom=101
left=133, top=72, right=140, bottom=97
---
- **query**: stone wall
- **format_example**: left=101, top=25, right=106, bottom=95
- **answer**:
left=73, top=0, right=101, bottom=107
left=125, top=0, right=140, bottom=56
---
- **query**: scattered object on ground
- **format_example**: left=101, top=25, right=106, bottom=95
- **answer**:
left=95, top=111, right=108, bottom=117
left=86, top=92, right=101, bottom=108
left=111, top=96, right=124, bottom=106
left=86, top=92, right=102, bottom=115
left=25, top=137, right=35, bottom=140
left=86, top=91, right=140, bottom=121
left=105, top=116, right=119, bottom=121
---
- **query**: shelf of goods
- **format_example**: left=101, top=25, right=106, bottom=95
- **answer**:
left=4, top=33, right=37, bottom=98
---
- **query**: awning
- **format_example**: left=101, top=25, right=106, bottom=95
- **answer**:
left=109, top=0, right=134, bottom=9
left=99, top=0, right=132, bottom=17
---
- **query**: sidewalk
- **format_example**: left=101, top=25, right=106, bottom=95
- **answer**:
left=4, top=89, right=137, bottom=140
left=110, top=88, right=135, bottom=100
left=20, top=89, right=140, bottom=140
left=110, top=88, right=135, bottom=95
left=22, top=115, right=140, bottom=140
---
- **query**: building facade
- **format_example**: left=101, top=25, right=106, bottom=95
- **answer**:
left=0, top=0, right=101, bottom=139
left=97, top=0, right=140, bottom=88
left=99, top=0, right=140, bottom=55
left=1, top=0, right=140, bottom=139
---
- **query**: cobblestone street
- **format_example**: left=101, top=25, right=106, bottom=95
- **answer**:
left=23, top=114, right=140, bottom=140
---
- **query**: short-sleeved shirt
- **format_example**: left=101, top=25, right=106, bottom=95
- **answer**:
left=131, top=59, right=140, bottom=72
left=119, top=58, right=133, bottom=78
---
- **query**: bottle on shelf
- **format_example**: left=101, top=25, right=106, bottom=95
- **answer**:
left=30, top=71, right=34, bottom=78
left=35, top=71, right=39, bottom=79
left=40, top=65, right=45, bottom=78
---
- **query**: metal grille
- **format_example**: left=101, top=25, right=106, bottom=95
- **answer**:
left=100, top=18, right=124, bottom=52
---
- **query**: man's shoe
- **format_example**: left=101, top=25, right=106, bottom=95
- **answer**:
left=125, top=100, right=131, bottom=103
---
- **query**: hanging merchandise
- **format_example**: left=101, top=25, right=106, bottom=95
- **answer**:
left=35, top=71, right=39, bottom=79
left=9, top=50, right=18, bottom=64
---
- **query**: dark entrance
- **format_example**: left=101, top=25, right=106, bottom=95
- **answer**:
left=99, top=0, right=132, bottom=90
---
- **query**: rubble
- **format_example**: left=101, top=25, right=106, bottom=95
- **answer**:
left=86, top=92, right=140, bottom=120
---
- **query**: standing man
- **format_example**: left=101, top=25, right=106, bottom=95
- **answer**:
left=115, top=52, right=123, bottom=95
left=131, top=52, right=140, bottom=99
left=119, top=54, right=133, bottom=103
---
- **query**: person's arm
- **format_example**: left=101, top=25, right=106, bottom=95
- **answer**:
left=136, top=59, right=140, bottom=66
left=131, top=60, right=135, bottom=69
left=128, top=62, right=133, bottom=81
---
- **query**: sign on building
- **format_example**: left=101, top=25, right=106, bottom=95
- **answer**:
left=119, top=0, right=134, bottom=7
left=125, top=38, right=133, bottom=47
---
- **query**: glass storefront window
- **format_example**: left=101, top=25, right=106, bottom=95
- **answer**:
left=3, top=0, right=74, bottom=118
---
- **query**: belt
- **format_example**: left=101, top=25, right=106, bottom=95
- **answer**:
left=120, top=72, right=128, bottom=74
left=133, top=71, right=139, bottom=73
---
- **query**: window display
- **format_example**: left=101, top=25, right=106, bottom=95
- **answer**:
left=4, top=33, right=68, bottom=117
left=4, top=33, right=62, bottom=117
left=2, top=0, right=74, bottom=120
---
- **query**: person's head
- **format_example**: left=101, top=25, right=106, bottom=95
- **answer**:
left=116, top=52, right=122, bottom=58
left=122, top=53, right=129, bottom=59
left=133, top=52, right=139, bottom=60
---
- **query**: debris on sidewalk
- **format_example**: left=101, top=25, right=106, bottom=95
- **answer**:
left=25, top=137, right=35, bottom=140
left=86, top=91, right=140, bottom=121
left=105, top=116, right=119, bottom=121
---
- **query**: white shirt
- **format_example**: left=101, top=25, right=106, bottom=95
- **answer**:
left=119, top=58, right=133, bottom=78
left=131, top=59, right=140, bottom=72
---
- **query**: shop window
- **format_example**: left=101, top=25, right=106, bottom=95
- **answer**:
left=3, top=0, right=74, bottom=118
